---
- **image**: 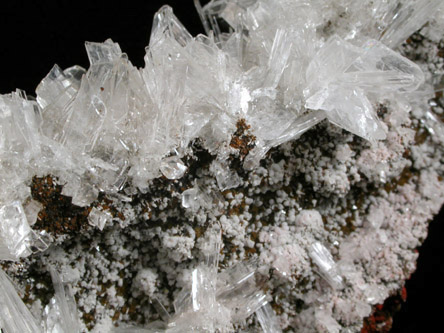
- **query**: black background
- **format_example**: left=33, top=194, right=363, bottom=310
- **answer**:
left=0, top=1, right=442, bottom=332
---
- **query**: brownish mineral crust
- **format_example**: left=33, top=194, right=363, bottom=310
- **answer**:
left=31, top=176, right=91, bottom=235
left=230, top=119, right=256, bottom=159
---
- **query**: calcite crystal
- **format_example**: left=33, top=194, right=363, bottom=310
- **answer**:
left=1, top=0, right=444, bottom=332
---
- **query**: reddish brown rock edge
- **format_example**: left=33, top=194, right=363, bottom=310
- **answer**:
left=361, top=287, right=407, bottom=333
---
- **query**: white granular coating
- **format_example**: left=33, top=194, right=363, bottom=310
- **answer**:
left=1, top=1, right=444, bottom=332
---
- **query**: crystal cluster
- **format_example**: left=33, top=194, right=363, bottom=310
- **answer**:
left=120, top=228, right=280, bottom=332
left=0, top=266, right=80, bottom=333
left=1, top=0, right=444, bottom=332
left=0, top=0, right=439, bottom=257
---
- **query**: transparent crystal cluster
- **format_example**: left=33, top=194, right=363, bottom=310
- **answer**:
left=0, top=266, right=79, bottom=333
left=0, top=269, right=43, bottom=333
left=43, top=267, right=81, bottom=333
left=115, top=227, right=280, bottom=332
left=0, top=0, right=443, bottom=331
left=0, top=0, right=439, bottom=257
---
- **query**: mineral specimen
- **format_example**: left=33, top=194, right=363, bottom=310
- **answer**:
left=1, top=0, right=444, bottom=332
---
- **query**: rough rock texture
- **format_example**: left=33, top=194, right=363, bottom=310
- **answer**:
left=1, top=1, right=444, bottom=332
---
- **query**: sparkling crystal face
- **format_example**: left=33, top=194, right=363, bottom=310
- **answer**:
left=1, top=0, right=444, bottom=332
left=160, top=156, right=188, bottom=180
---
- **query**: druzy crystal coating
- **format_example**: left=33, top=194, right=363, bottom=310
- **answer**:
left=1, top=0, right=444, bottom=332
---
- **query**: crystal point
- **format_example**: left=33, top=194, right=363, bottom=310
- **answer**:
left=304, top=35, right=425, bottom=141
left=85, top=39, right=122, bottom=65
left=151, top=5, right=193, bottom=48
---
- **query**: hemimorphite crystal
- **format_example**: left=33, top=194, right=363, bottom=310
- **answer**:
left=166, top=229, right=272, bottom=332
left=36, top=64, right=85, bottom=111
left=0, top=201, right=48, bottom=260
left=256, top=302, right=282, bottom=333
left=160, top=156, right=188, bottom=180
left=88, top=207, right=113, bottom=231
left=0, top=0, right=441, bottom=331
left=0, top=0, right=430, bottom=219
left=379, top=0, right=444, bottom=48
left=309, top=242, right=343, bottom=289
left=211, top=159, right=241, bottom=190
left=23, top=200, right=43, bottom=226
left=305, top=35, right=424, bottom=141
left=0, top=269, right=42, bottom=333
left=181, top=187, right=200, bottom=210
left=44, top=266, right=81, bottom=333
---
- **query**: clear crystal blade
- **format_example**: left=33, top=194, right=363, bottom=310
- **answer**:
left=256, top=303, right=282, bottom=333
left=0, top=269, right=42, bottom=333
left=309, top=242, right=343, bottom=289
left=23, top=199, right=43, bottom=226
left=380, top=0, right=444, bottom=48
left=0, top=201, right=33, bottom=260
left=342, top=39, right=424, bottom=92
left=150, top=6, right=193, bottom=48
left=263, top=29, right=292, bottom=89
left=47, top=266, right=81, bottom=333
left=151, top=296, right=171, bottom=322
left=244, top=110, right=326, bottom=170
left=305, top=35, right=363, bottom=101
left=194, top=0, right=212, bottom=35
left=85, top=39, right=122, bottom=65
left=319, top=86, right=386, bottom=142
